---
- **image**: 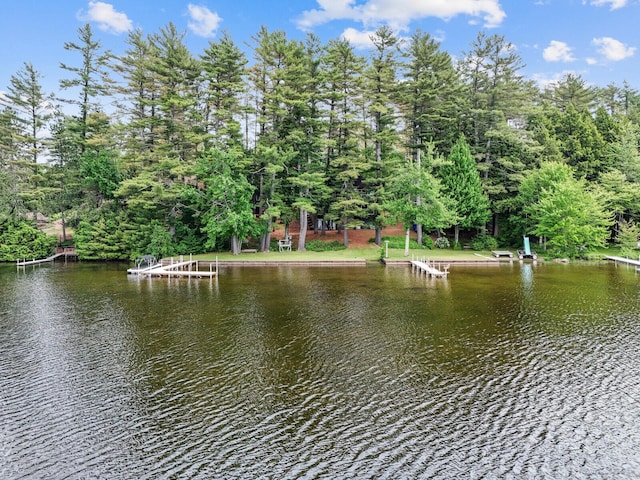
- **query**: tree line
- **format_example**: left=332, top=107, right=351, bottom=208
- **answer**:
left=1, top=23, right=639, bottom=260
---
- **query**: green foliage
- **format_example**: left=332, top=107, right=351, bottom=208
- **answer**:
left=439, top=136, right=490, bottom=229
left=0, top=221, right=56, bottom=261
left=470, top=233, right=498, bottom=251
left=434, top=237, right=450, bottom=249
left=375, top=235, right=430, bottom=250
left=528, top=178, right=613, bottom=258
left=616, top=218, right=640, bottom=259
left=74, top=211, right=131, bottom=260
left=305, top=240, right=347, bottom=252
left=3, top=25, right=640, bottom=260
left=422, top=236, right=435, bottom=249
left=81, top=150, right=120, bottom=201
left=147, top=223, right=175, bottom=259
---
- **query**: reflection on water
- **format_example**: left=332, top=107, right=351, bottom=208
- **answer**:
left=1, top=261, right=640, bottom=478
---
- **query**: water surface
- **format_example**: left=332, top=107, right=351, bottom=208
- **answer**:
left=1, top=261, right=640, bottom=479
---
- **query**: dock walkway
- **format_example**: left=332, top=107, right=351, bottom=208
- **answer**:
left=410, top=256, right=449, bottom=278
left=17, top=248, right=77, bottom=266
left=127, top=256, right=216, bottom=278
left=606, top=256, right=640, bottom=267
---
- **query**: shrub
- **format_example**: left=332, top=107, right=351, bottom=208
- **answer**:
left=470, top=233, right=498, bottom=251
left=0, top=221, right=56, bottom=261
left=434, top=237, right=450, bottom=249
left=305, top=240, right=346, bottom=251
left=377, top=235, right=430, bottom=250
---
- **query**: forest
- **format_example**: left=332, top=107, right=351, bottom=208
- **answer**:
left=1, top=23, right=639, bottom=261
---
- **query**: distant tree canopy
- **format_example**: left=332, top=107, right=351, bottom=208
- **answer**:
left=1, top=24, right=640, bottom=259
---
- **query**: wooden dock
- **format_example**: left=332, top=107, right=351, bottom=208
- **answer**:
left=127, top=256, right=217, bottom=278
left=17, top=248, right=78, bottom=266
left=410, top=256, right=449, bottom=278
left=606, top=256, right=640, bottom=268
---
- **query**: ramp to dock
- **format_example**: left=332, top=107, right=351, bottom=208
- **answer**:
left=17, top=248, right=77, bottom=266
left=606, top=256, right=640, bottom=267
left=410, top=257, right=449, bottom=278
left=127, top=257, right=216, bottom=278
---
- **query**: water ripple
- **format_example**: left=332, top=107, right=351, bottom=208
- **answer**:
left=2, top=264, right=640, bottom=478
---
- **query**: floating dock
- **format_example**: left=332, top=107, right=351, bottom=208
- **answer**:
left=127, top=256, right=217, bottom=278
left=410, top=256, right=449, bottom=278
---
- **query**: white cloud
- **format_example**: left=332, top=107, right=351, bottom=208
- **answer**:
left=532, top=70, right=579, bottom=90
left=187, top=4, right=222, bottom=37
left=78, top=1, right=132, bottom=34
left=543, top=40, right=575, bottom=62
left=586, top=57, right=598, bottom=65
left=587, top=0, right=627, bottom=9
left=341, top=27, right=377, bottom=49
left=296, top=0, right=506, bottom=32
left=592, top=36, right=636, bottom=61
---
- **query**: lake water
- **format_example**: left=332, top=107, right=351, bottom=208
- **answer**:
left=1, top=260, right=640, bottom=479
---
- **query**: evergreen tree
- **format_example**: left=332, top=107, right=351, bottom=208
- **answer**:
left=200, top=31, right=247, bottom=149
left=439, top=136, right=490, bottom=245
left=400, top=31, right=461, bottom=243
left=320, top=38, right=366, bottom=243
left=362, top=26, right=402, bottom=245
left=59, top=24, right=112, bottom=152
left=6, top=63, right=52, bottom=166
left=457, top=32, right=533, bottom=235
left=545, top=73, right=596, bottom=113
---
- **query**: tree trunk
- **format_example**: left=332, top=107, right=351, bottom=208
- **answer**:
left=260, top=219, right=272, bottom=252
left=342, top=223, right=349, bottom=247
left=454, top=224, right=460, bottom=245
left=61, top=210, right=67, bottom=242
left=298, top=209, right=308, bottom=251
left=375, top=227, right=382, bottom=246
left=231, top=234, right=241, bottom=255
left=404, top=227, right=410, bottom=257
left=492, top=213, right=499, bottom=238
left=416, top=224, right=423, bottom=245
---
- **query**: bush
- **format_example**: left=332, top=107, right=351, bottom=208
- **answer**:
left=470, top=233, right=498, bottom=251
left=305, top=240, right=346, bottom=251
left=377, top=235, right=430, bottom=250
left=0, top=221, right=56, bottom=261
left=434, top=237, right=450, bottom=249
left=422, top=236, right=435, bottom=249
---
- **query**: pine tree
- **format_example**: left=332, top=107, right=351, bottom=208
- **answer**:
left=362, top=26, right=402, bottom=245
left=59, top=24, right=112, bottom=152
left=400, top=31, right=461, bottom=243
left=439, top=136, right=490, bottom=245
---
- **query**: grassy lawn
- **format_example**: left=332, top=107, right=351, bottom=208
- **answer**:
left=188, top=245, right=506, bottom=262
left=183, top=245, right=622, bottom=263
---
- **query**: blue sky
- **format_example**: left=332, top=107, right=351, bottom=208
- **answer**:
left=1, top=0, right=638, bottom=97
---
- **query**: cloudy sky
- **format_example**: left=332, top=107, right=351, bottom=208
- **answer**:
left=1, top=0, right=638, bottom=95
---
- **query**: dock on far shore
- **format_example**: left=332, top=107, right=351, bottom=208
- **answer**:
left=410, top=256, right=449, bottom=278
left=127, top=255, right=217, bottom=278
left=17, top=248, right=78, bottom=267
left=605, top=256, right=640, bottom=269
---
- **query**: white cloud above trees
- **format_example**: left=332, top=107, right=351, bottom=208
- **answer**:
left=543, top=41, right=575, bottom=62
left=187, top=4, right=222, bottom=37
left=78, top=1, right=132, bottom=34
left=592, top=36, right=636, bottom=61
left=296, top=0, right=506, bottom=32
